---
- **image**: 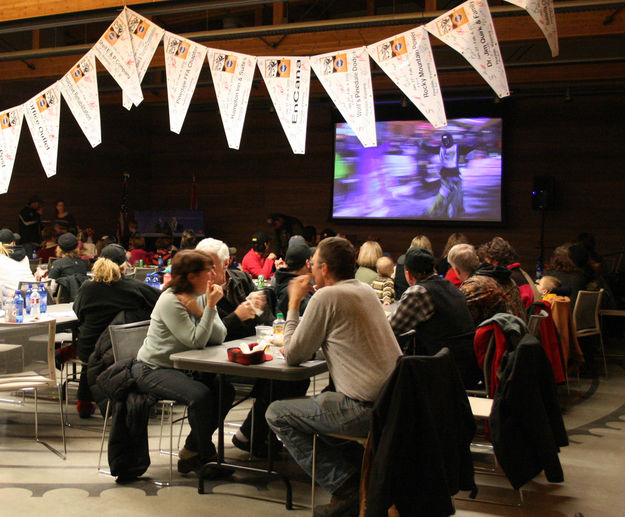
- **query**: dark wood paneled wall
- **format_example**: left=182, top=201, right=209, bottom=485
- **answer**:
left=1, top=91, right=623, bottom=272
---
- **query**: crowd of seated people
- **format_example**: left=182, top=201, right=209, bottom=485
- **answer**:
left=1, top=201, right=615, bottom=516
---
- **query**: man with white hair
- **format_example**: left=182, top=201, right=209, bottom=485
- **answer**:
left=196, top=238, right=308, bottom=457
left=196, top=238, right=273, bottom=340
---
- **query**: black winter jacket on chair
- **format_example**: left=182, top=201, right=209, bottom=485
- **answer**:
left=366, top=349, right=476, bottom=517
left=489, top=334, right=568, bottom=489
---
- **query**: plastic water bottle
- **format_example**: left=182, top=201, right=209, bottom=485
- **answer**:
left=32, top=248, right=38, bottom=260
left=272, top=312, right=285, bottom=345
left=5, top=293, right=15, bottom=322
left=158, top=255, right=164, bottom=268
left=14, top=290, right=24, bottom=323
left=25, top=284, right=33, bottom=315
left=30, top=285, right=40, bottom=319
left=39, top=283, right=47, bottom=314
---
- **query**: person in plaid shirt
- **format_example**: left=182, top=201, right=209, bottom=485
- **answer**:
left=389, top=246, right=479, bottom=388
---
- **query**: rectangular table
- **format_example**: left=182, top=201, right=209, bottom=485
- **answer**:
left=170, top=336, right=327, bottom=508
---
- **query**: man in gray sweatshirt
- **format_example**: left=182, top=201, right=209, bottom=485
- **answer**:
left=266, top=237, right=402, bottom=517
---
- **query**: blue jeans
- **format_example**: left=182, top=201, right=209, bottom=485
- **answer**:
left=132, top=362, right=234, bottom=462
left=266, top=391, right=371, bottom=494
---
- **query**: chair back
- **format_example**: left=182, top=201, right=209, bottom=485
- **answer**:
left=133, top=267, right=157, bottom=282
left=29, top=258, right=41, bottom=273
left=528, top=310, right=548, bottom=337
left=482, top=333, right=495, bottom=396
left=17, top=280, right=55, bottom=306
left=0, top=319, right=57, bottom=381
left=573, top=289, right=604, bottom=332
left=108, top=320, right=151, bottom=361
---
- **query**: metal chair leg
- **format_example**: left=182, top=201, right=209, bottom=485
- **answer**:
left=33, top=387, right=65, bottom=460
left=177, top=406, right=186, bottom=450
left=599, top=333, right=608, bottom=378
left=249, top=403, right=255, bottom=461
left=58, top=383, right=67, bottom=456
left=311, top=433, right=317, bottom=514
left=97, top=400, right=111, bottom=474
left=154, top=401, right=175, bottom=487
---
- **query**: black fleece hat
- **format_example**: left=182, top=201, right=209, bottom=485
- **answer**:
left=404, top=246, right=435, bottom=275
left=58, top=232, right=78, bottom=252
left=0, top=228, right=20, bottom=244
left=100, top=244, right=127, bottom=265
left=286, top=243, right=311, bottom=270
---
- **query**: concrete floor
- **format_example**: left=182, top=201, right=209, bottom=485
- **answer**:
left=1, top=356, right=624, bottom=517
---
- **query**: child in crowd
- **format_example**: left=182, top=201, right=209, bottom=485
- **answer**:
left=153, top=236, right=175, bottom=265
left=128, top=236, right=153, bottom=266
left=372, top=256, right=395, bottom=305
left=538, top=275, right=562, bottom=301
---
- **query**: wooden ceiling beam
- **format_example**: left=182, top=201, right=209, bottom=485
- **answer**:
left=0, top=7, right=621, bottom=83
left=0, top=0, right=170, bottom=23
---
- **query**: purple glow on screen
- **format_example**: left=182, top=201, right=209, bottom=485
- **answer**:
left=333, top=118, right=502, bottom=222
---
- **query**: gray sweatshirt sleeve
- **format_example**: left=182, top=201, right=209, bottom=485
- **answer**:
left=198, top=295, right=227, bottom=346
left=283, top=294, right=328, bottom=366
left=160, top=295, right=220, bottom=350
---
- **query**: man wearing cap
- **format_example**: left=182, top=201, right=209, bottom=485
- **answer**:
left=48, top=233, right=88, bottom=281
left=241, top=231, right=285, bottom=279
left=273, top=243, right=313, bottom=316
left=0, top=227, right=35, bottom=298
left=389, top=246, right=479, bottom=388
left=18, top=195, right=44, bottom=256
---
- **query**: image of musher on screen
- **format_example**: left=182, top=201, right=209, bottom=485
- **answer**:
left=428, top=132, right=476, bottom=218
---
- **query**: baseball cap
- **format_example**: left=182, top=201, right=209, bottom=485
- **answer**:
left=404, top=246, right=435, bottom=275
left=286, top=243, right=311, bottom=270
left=251, top=232, right=270, bottom=245
left=100, top=244, right=127, bottom=266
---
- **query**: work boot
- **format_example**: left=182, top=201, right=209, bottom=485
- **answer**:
left=313, top=473, right=360, bottom=517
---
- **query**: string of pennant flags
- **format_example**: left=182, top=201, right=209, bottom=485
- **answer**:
left=0, top=0, right=558, bottom=194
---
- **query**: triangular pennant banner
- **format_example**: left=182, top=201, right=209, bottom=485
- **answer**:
left=425, top=0, right=510, bottom=98
left=24, top=83, right=61, bottom=178
left=310, top=47, right=377, bottom=147
left=207, top=49, right=256, bottom=150
left=504, top=0, right=558, bottom=56
left=59, top=53, right=101, bottom=148
left=257, top=56, right=311, bottom=154
left=0, top=106, right=23, bottom=194
left=123, top=7, right=165, bottom=109
left=367, top=27, right=447, bottom=128
left=163, top=32, right=207, bottom=134
left=93, top=11, right=143, bottom=106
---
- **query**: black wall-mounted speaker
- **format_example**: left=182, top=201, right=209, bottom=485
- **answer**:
left=532, top=175, right=555, bottom=210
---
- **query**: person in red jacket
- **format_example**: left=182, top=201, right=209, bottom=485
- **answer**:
left=241, top=231, right=284, bottom=279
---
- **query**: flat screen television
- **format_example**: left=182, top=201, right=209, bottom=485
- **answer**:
left=332, top=117, right=503, bottom=223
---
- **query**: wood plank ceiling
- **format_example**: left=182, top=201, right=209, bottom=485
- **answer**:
left=0, top=0, right=623, bottom=105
